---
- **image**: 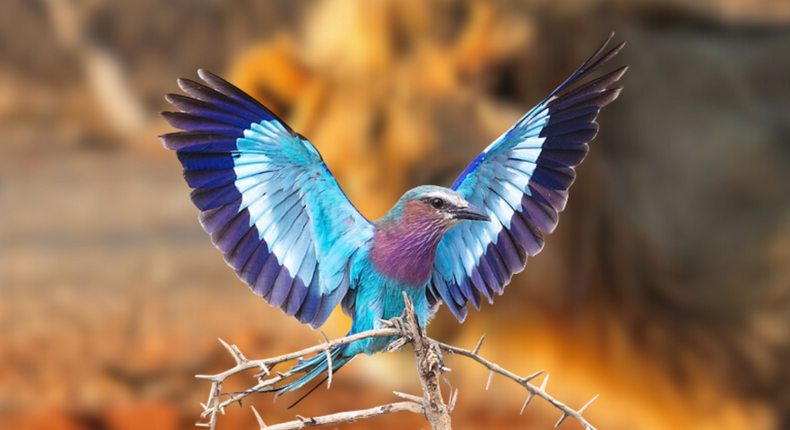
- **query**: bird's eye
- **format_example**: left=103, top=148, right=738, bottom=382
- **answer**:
left=430, top=198, right=444, bottom=209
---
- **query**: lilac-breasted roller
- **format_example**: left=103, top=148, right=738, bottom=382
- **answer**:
left=159, top=35, right=626, bottom=394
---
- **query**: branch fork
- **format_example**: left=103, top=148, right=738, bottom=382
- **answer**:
left=196, top=294, right=600, bottom=430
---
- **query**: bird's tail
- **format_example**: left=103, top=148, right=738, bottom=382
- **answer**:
left=276, top=343, right=353, bottom=396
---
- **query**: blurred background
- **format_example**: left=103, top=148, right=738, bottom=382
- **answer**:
left=1, top=0, right=790, bottom=429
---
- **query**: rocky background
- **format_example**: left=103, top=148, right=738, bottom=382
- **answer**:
left=2, top=0, right=790, bottom=429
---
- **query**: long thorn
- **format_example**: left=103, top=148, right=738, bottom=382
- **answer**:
left=555, top=412, right=568, bottom=428
left=251, top=406, right=267, bottom=429
left=520, top=392, right=534, bottom=415
left=523, top=370, right=544, bottom=383
left=320, top=332, right=333, bottom=389
left=540, top=374, right=550, bottom=392
left=472, top=334, right=485, bottom=354
left=218, top=338, right=239, bottom=363
left=578, top=394, right=599, bottom=414
left=486, top=370, right=494, bottom=390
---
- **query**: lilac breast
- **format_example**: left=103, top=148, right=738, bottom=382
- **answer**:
left=370, top=221, right=445, bottom=287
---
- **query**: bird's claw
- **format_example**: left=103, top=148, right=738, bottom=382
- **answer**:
left=381, top=316, right=405, bottom=335
left=377, top=318, right=394, bottom=327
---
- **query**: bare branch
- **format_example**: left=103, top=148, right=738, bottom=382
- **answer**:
left=436, top=342, right=598, bottom=430
left=196, top=328, right=401, bottom=382
left=196, top=327, right=401, bottom=429
left=393, top=391, right=425, bottom=404
left=195, top=296, right=601, bottom=430
left=401, top=292, right=453, bottom=430
left=260, top=402, right=424, bottom=430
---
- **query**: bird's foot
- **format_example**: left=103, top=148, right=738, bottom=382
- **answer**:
left=380, top=316, right=409, bottom=352
left=378, top=316, right=406, bottom=335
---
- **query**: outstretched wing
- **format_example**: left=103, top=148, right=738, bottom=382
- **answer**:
left=429, top=34, right=627, bottom=321
left=159, top=70, right=372, bottom=329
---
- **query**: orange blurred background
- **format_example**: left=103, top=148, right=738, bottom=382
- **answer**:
left=2, top=0, right=790, bottom=429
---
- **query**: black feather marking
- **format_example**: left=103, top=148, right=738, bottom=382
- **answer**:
left=541, top=119, right=598, bottom=138
left=537, top=146, right=591, bottom=168
left=495, top=228, right=526, bottom=274
left=545, top=107, right=599, bottom=127
left=458, top=277, right=481, bottom=310
left=477, top=255, right=503, bottom=295
left=199, top=203, right=241, bottom=234
left=183, top=168, right=237, bottom=189
left=553, top=87, right=624, bottom=113
left=284, top=278, right=308, bottom=317
left=530, top=165, right=576, bottom=190
left=270, top=268, right=297, bottom=309
left=295, top=268, right=321, bottom=323
left=177, top=78, right=261, bottom=123
left=225, top=227, right=261, bottom=271
left=177, top=151, right=237, bottom=171
left=198, top=70, right=297, bottom=136
left=190, top=184, right=242, bottom=211
left=508, top=211, right=544, bottom=256
left=212, top=209, right=253, bottom=253
left=521, top=194, right=559, bottom=233
left=160, top=112, right=245, bottom=136
left=553, top=66, right=628, bottom=109
left=527, top=181, right=569, bottom=212
left=236, top=242, right=271, bottom=286
left=485, top=241, right=510, bottom=287
left=470, top=266, right=493, bottom=304
left=165, top=93, right=254, bottom=129
left=252, top=255, right=283, bottom=298
left=159, top=132, right=238, bottom=152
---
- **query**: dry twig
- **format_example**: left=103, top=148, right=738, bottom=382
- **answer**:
left=248, top=402, right=424, bottom=430
left=435, top=341, right=599, bottom=430
left=196, top=296, right=600, bottom=430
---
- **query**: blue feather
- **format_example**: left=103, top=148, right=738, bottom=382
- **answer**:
left=160, top=34, right=625, bottom=395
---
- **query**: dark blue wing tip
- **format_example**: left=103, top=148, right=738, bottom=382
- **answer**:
left=550, top=34, right=627, bottom=100
left=195, top=69, right=296, bottom=135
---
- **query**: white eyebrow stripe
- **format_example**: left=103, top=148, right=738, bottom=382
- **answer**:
left=422, top=191, right=467, bottom=208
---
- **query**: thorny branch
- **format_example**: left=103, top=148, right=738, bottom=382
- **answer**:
left=196, top=295, right=600, bottom=430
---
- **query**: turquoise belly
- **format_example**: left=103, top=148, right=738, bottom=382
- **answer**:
left=345, top=269, right=429, bottom=356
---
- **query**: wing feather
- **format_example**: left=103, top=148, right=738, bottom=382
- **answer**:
left=429, top=34, right=626, bottom=321
left=160, top=70, right=373, bottom=329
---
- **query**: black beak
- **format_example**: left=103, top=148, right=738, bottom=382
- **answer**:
left=452, top=204, right=490, bottom=222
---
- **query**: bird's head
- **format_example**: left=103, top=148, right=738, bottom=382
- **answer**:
left=372, top=186, right=490, bottom=284
left=384, top=185, right=490, bottom=230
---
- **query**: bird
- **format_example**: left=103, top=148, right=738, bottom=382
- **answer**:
left=159, top=34, right=626, bottom=395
